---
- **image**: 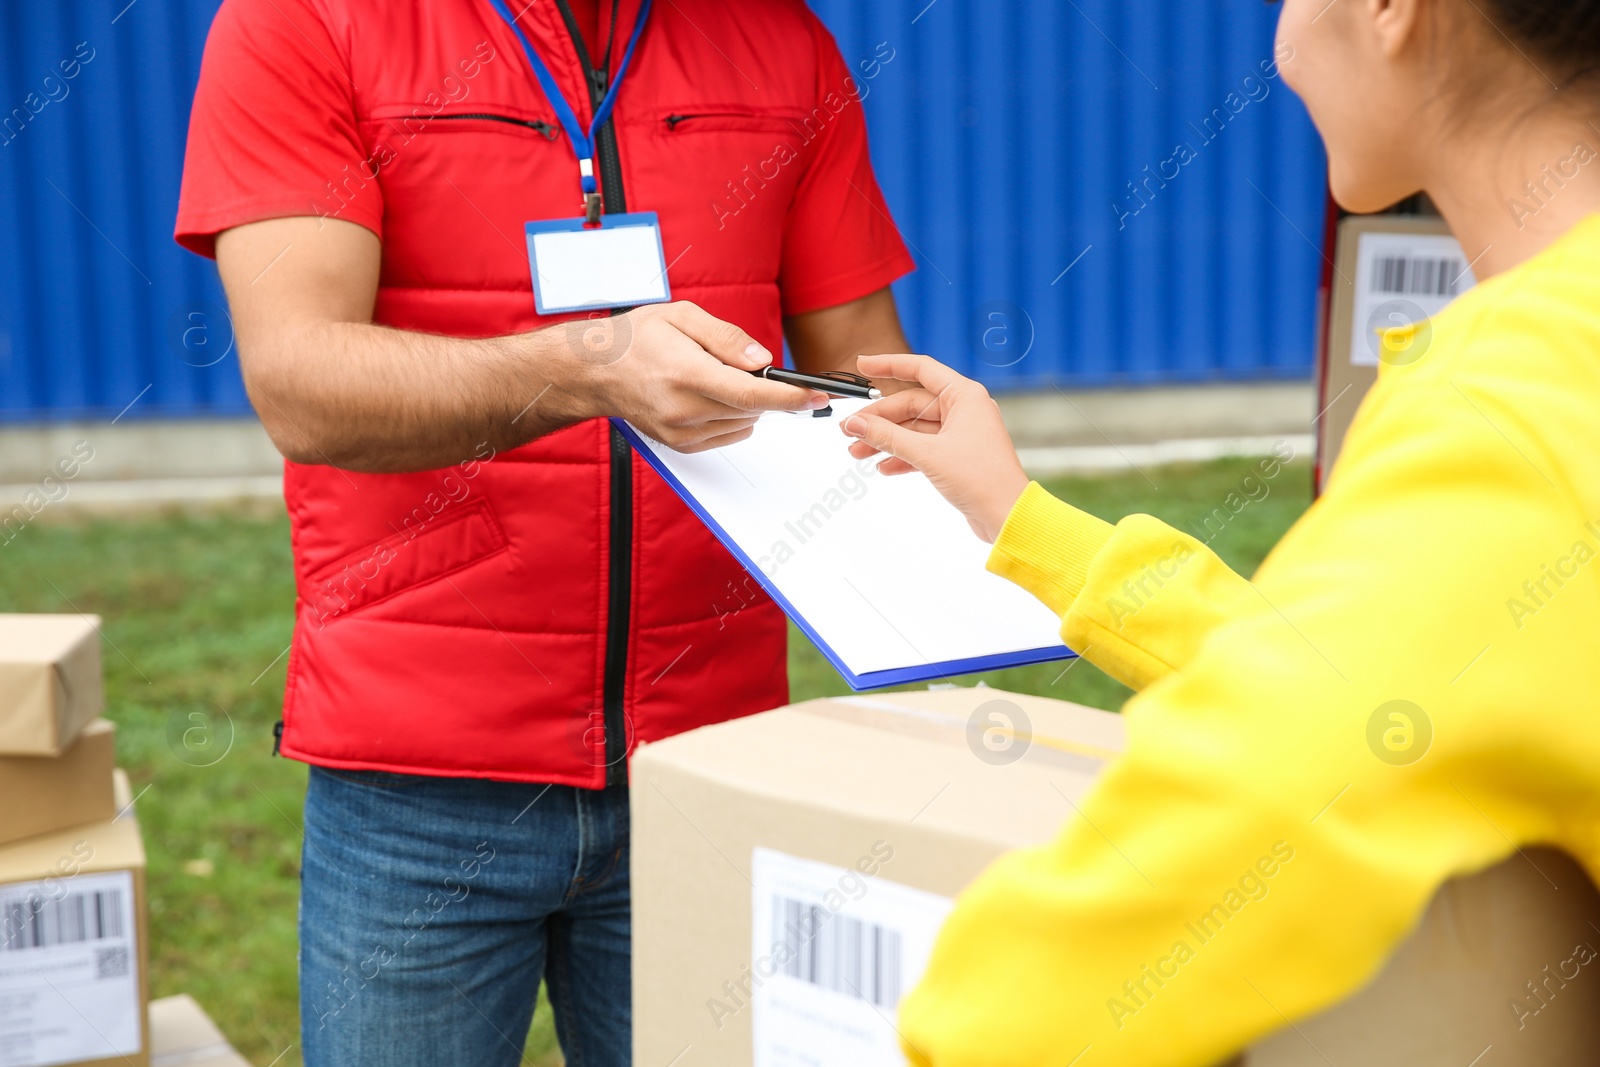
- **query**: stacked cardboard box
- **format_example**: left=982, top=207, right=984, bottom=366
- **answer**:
left=633, top=687, right=1600, bottom=1067
left=1316, top=210, right=1475, bottom=493
left=149, top=994, right=252, bottom=1067
left=0, top=719, right=118, bottom=847
left=0, top=614, right=151, bottom=1067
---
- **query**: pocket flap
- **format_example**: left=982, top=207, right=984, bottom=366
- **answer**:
left=301, top=498, right=508, bottom=625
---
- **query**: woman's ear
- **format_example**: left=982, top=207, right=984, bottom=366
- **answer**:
left=1371, top=0, right=1425, bottom=58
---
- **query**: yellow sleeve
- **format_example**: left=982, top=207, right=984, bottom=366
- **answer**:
left=987, top=482, right=1265, bottom=691
left=898, top=362, right=1600, bottom=1066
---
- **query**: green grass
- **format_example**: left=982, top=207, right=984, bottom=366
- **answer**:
left=0, top=456, right=1308, bottom=1065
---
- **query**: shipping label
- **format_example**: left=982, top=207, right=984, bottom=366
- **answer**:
left=0, top=871, right=140, bottom=1067
left=752, top=848, right=953, bottom=1067
left=1349, top=231, right=1477, bottom=367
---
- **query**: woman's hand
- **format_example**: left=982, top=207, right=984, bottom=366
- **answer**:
left=841, top=353, right=1029, bottom=543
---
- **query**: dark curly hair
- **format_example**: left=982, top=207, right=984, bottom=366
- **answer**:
left=1485, top=2, right=1600, bottom=75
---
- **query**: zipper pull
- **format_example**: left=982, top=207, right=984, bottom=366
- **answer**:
left=534, top=120, right=559, bottom=140
left=589, top=68, right=609, bottom=101
left=665, top=114, right=689, bottom=130
left=272, top=720, right=284, bottom=757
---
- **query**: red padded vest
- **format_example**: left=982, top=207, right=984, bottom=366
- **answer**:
left=177, top=0, right=912, bottom=787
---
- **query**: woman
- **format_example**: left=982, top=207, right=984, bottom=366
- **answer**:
left=846, top=0, right=1600, bottom=1063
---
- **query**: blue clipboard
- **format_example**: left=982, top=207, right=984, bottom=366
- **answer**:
left=613, top=418, right=1076, bottom=691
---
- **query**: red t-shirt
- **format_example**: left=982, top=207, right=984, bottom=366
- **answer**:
left=173, top=0, right=914, bottom=322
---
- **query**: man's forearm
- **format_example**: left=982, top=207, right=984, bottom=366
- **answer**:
left=247, top=318, right=590, bottom=473
left=220, top=218, right=829, bottom=471
left=785, top=286, right=911, bottom=380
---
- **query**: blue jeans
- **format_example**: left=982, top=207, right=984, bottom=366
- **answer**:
left=299, top=767, right=631, bottom=1067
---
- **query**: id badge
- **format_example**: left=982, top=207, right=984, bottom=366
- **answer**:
left=524, top=211, right=672, bottom=314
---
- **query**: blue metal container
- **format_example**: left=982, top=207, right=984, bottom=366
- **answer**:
left=0, top=0, right=1325, bottom=423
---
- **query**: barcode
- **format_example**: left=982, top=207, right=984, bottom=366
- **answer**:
left=771, top=894, right=902, bottom=1007
left=1, top=888, right=124, bottom=952
left=1371, top=255, right=1465, bottom=297
left=95, top=945, right=131, bottom=978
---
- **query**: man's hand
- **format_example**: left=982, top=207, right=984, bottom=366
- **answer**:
left=840, top=353, right=1029, bottom=543
left=568, top=302, right=830, bottom=453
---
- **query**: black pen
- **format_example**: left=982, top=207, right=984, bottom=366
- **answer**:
left=753, top=366, right=882, bottom=400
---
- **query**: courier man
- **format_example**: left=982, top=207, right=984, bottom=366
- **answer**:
left=175, top=0, right=913, bottom=1062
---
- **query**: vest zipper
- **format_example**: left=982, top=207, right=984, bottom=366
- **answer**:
left=663, top=112, right=755, bottom=130
left=551, top=0, right=632, bottom=786
left=430, top=112, right=560, bottom=139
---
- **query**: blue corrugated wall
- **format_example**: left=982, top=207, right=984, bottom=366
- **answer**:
left=0, top=0, right=1326, bottom=423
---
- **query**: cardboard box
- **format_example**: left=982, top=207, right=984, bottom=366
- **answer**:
left=149, top=994, right=251, bottom=1067
left=0, top=718, right=117, bottom=847
left=633, top=688, right=1123, bottom=1067
left=1248, top=848, right=1600, bottom=1065
left=0, top=614, right=104, bottom=756
left=0, top=769, right=149, bottom=1067
left=633, top=688, right=1600, bottom=1067
left=1316, top=213, right=1474, bottom=493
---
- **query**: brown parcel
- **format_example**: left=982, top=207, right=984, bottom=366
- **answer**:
left=1316, top=213, right=1458, bottom=494
left=0, top=614, right=105, bottom=755
left=632, top=687, right=1600, bottom=1067
left=149, top=994, right=251, bottom=1067
left=0, top=718, right=117, bottom=847
left=0, top=769, right=149, bottom=1067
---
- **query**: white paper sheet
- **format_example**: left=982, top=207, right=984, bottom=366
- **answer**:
left=623, top=399, right=1069, bottom=682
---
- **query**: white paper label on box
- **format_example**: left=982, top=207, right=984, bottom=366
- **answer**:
left=0, top=871, right=140, bottom=1067
left=751, top=848, right=954, bottom=1067
left=1349, top=231, right=1477, bottom=367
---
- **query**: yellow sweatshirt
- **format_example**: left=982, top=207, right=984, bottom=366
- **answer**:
left=898, top=213, right=1600, bottom=1066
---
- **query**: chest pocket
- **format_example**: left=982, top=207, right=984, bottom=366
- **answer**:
left=358, top=104, right=572, bottom=297
left=624, top=105, right=813, bottom=264
left=359, top=101, right=813, bottom=300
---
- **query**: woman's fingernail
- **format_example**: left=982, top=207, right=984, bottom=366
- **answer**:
left=841, top=416, right=864, bottom=436
left=807, top=395, right=831, bottom=410
left=744, top=341, right=771, bottom=363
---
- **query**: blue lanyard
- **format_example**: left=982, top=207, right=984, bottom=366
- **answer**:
left=485, top=0, right=653, bottom=214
